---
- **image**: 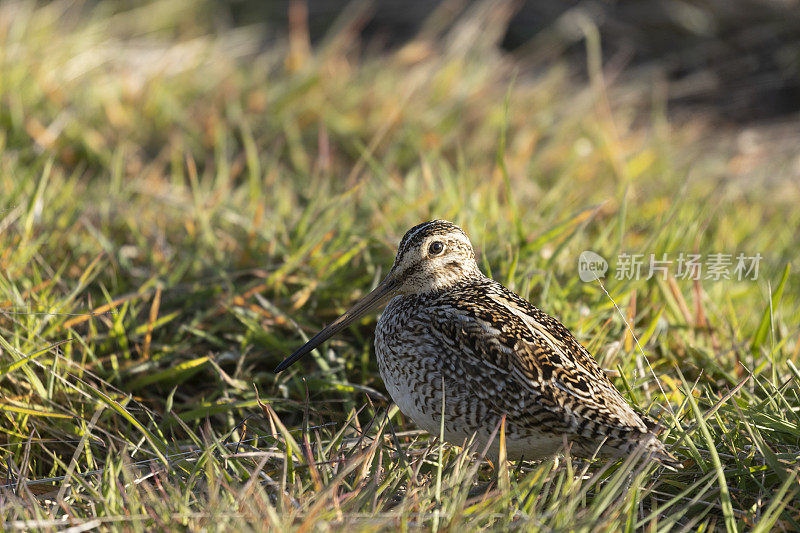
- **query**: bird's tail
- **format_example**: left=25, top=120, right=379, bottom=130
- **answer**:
left=640, top=434, right=683, bottom=470
left=593, top=429, right=682, bottom=469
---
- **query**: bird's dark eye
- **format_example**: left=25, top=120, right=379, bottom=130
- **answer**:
left=428, top=241, right=444, bottom=256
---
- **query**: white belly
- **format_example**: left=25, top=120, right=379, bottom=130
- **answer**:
left=383, top=367, right=564, bottom=459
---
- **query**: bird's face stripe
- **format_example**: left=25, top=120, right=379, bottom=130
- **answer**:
left=394, top=220, right=468, bottom=267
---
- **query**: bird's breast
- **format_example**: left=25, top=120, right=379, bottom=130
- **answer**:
left=374, top=294, right=488, bottom=406
left=375, top=296, right=455, bottom=436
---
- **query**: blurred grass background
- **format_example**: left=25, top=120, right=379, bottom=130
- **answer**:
left=1, top=0, right=799, bottom=530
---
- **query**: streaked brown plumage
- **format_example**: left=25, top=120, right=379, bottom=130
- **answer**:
left=276, top=220, right=678, bottom=466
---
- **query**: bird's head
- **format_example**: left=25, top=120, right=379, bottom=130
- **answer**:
left=386, top=220, right=481, bottom=295
left=274, top=220, right=480, bottom=372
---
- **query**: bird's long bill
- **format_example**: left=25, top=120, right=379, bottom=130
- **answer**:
left=273, top=277, right=397, bottom=373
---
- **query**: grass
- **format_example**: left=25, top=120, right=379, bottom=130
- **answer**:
left=1, top=0, right=799, bottom=530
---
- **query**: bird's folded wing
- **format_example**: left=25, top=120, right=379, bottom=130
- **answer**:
left=430, top=289, right=649, bottom=437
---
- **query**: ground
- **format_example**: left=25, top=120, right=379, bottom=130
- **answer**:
left=1, top=1, right=799, bottom=531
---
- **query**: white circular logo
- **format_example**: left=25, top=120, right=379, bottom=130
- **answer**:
left=578, top=251, right=608, bottom=282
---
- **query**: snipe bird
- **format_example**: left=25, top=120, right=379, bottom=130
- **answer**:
left=275, top=220, right=677, bottom=465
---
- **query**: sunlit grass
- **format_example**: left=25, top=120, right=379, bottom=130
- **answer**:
left=1, top=0, right=799, bottom=530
